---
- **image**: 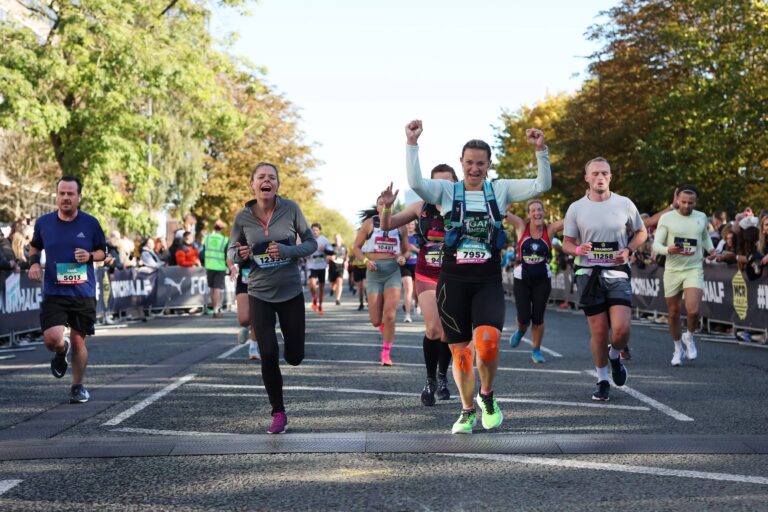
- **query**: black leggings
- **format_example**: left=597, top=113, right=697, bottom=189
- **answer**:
left=512, top=277, right=551, bottom=326
left=249, top=293, right=306, bottom=414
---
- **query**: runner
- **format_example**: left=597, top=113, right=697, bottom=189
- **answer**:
left=227, top=244, right=260, bottom=361
left=562, top=157, right=647, bottom=401
left=349, top=253, right=368, bottom=311
left=227, top=162, right=317, bottom=434
left=352, top=197, right=410, bottom=366
left=306, top=223, right=333, bottom=315
left=405, top=120, right=551, bottom=433
left=328, top=233, right=348, bottom=306
left=651, top=185, right=713, bottom=366
left=203, top=220, right=229, bottom=318
left=27, top=176, right=107, bottom=404
left=399, top=221, right=418, bottom=323
left=380, top=163, right=458, bottom=406
left=506, top=200, right=564, bottom=363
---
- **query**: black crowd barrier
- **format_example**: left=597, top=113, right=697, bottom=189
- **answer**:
left=1, top=267, right=235, bottom=338
left=503, top=263, right=768, bottom=330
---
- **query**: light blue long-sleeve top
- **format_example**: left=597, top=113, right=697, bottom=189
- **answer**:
left=406, top=144, right=552, bottom=214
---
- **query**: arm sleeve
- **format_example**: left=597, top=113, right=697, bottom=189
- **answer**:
left=227, top=216, right=244, bottom=264
left=406, top=144, right=444, bottom=205
left=500, top=149, right=552, bottom=204
left=279, top=205, right=318, bottom=258
left=652, top=219, right=669, bottom=255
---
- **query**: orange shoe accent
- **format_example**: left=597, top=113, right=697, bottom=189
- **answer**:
left=318, top=307, right=324, bottom=315
left=311, top=301, right=317, bottom=311
left=450, top=344, right=473, bottom=373
left=474, top=325, right=500, bottom=363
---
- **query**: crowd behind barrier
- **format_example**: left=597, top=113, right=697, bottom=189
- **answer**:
left=502, top=263, right=768, bottom=333
left=0, top=267, right=235, bottom=339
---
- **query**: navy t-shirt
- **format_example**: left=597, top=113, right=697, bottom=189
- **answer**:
left=31, top=210, right=107, bottom=297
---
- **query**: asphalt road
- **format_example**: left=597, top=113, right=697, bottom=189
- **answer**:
left=1, top=289, right=767, bottom=511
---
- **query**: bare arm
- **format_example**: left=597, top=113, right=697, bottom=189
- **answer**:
left=381, top=201, right=420, bottom=231
left=505, top=211, right=526, bottom=238
left=547, top=219, right=565, bottom=240
left=352, top=219, right=372, bottom=264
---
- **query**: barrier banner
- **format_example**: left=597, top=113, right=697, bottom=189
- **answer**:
left=0, top=271, right=43, bottom=335
left=154, top=266, right=210, bottom=309
left=108, top=268, right=158, bottom=311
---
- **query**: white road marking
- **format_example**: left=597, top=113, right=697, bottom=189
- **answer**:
left=447, top=453, right=768, bottom=485
left=187, top=383, right=649, bottom=411
left=0, top=480, right=22, bottom=496
left=523, top=337, right=563, bottom=357
left=304, top=341, right=535, bottom=354
left=302, top=358, right=582, bottom=375
left=217, top=344, right=247, bottom=359
left=103, top=374, right=197, bottom=426
left=112, top=427, right=238, bottom=437
left=586, top=370, right=694, bottom=422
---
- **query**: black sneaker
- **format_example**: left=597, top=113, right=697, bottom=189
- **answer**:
left=50, top=337, right=70, bottom=379
left=609, top=357, right=628, bottom=387
left=70, top=384, right=90, bottom=404
left=592, top=380, right=610, bottom=401
left=357, top=304, right=364, bottom=311
left=436, top=375, right=450, bottom=400
left=620, top=346, right=632, bottom=360
left=421, top=378, right=436, bottom=406
left=335, top=299, right=341, bottom=306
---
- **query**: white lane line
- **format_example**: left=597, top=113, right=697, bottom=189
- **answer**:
left=218, top=344, right=247, bottom=359
left=585, top=370, right=694, bottom=422
left=187, top=383, right=648, bottom=411
left=302, top=358, right=582, bottom=375
left=103, top=374, right=197, bottom=426
left=0, top=480, right=22, bottom=496
left=522, top=338, right=563, bottom=358
left=305, top=341, right=535, bottom=354
left=112, top=427, right=238, bottom=437
left=447, top=454, right=768, bottom=485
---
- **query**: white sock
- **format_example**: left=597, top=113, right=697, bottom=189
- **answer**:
left=596, top=365, right=610, bottom=382
left=608, top=346, right=621, bottom=360
left=673, top=340, right=683, bottom=352
left=249, top=340, right=258, bottom=348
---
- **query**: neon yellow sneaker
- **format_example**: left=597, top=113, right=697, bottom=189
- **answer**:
left=476, top=392, right=503, bottom=430
left=451, top=409, right=477, bottom=434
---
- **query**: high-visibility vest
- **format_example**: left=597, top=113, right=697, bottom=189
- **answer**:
left=203, top=232, right=228, bottom=271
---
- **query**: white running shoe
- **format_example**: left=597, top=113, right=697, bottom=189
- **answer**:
left=236, top=326, right=249, bottom=345
left=671, top=346, right=684, bottom=367
left=404, top=315, right=412, bottom=323
left=248, top=340, right=261, bottom=360
left=682, top=332, right=697, bottom=360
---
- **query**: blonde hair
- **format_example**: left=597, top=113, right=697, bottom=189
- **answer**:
left=584, top=157, right=610, bottom=174
left=758, top=214, right=768, bottom=254
left=11, top=232, right=26, bottom=262
left=526, top=199, right=544, bottom=214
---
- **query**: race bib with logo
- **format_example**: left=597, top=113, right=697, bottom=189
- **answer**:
left=56, top=263, right=88, bottom=285
left=673, top=237, right=697, bottom=255
left=252, top=253, right=290, bottom=269
left=456, top=239, right=491, bottom=264
left=373, top=236, right=397, bottom=254
left=586, top=241, right=619, bottom=265
left=424, top=243, right=444, bottom=268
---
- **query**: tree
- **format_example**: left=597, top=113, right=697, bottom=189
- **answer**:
left=0, top=0, right=250, bottom=233
left=0, top=131, right=58, bottom=221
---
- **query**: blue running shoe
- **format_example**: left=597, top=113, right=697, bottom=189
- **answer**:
left=531, top=348, right=545, bottom=364
left=609, top=356, right=628, bottom=387
left=509, top=330, right=524, bottom=348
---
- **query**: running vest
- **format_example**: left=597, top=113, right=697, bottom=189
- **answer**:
left=361, top=216, right=401, bottom=256
left=514, top=223, right=552, bottom=280
left=441, top=181, right=506, bottom=281
left=415, top=203, right=446, bottom=280
left=203, top=232, right=228, bottom=271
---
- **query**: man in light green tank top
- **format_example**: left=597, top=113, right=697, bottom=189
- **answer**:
left=652, top=185, right=714, bottom=367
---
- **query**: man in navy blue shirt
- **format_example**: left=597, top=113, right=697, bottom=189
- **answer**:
left=28, top=176, right=107, bottom=404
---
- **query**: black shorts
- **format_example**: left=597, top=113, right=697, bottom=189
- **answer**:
left=400, top=263, right=416, bottom=279
left=352, top=266, right=367, bottom=282
left=235, top=278, right=248, bottom=295
left=206, top=269, right=226, bottom=290
left=513, top=277, right=551, bottom=325
left=309, top=268, right=326, bottom=284
left=40, top=296, right=97, bottom=336
left=436, top=278, right=505, bottom=343
left=328, top=263, right=344, bottom=282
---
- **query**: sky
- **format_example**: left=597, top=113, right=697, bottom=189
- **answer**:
left=209, top=0, right=618, bottom=226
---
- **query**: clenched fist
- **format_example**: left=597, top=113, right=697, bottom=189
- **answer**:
left=405, top=120, right=423, bottom=145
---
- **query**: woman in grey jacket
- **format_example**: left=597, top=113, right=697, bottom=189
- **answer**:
left=228, top=162, right=317, bottom=434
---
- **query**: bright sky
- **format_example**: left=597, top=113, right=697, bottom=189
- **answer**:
left=210, top=0, right=617, bottom=226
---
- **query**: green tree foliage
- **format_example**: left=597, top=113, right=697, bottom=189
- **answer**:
left=0, top=131, right=58, bottom=221
left=0, top=0, right=249, bottom=233
left=495, top=0, right=768, bottom=217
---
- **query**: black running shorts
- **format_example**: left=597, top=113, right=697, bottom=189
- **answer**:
left=436, top=278, right=505, bottom=343
left=206, top=269, right=226, bottom=290
left=40, top=295, right=97, bottom=336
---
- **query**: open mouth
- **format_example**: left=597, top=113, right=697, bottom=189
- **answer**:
left=260, top=186, right=273, bottom=193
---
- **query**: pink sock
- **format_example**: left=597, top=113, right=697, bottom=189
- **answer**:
left=382, top=341, right=393, bottom=355
left=378, top=324, right=384, bottom=334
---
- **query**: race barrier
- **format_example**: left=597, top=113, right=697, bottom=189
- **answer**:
left=1, top=267, right=235, bottom=338
left=504, top=263, right=767, bottom=331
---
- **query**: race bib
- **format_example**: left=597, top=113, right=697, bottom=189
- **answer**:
left=586, top=241, right=619, bottom=264
left=240, top=267, right=251, bottom=284
left=252, top=254, right=290, bottom=269
left=522, top=254, right=546, bottom=265
left=424, top=243, right=443, bottom=268
left=373, top=236, right=397, bottom=254
left=456, top=239, right=491, bottom=264
left=56, top=263, right=88, bottom=285
left=673, top=237, right=697, bottom=255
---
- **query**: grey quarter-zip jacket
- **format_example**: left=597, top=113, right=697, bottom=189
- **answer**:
left=227, top=196, right=317, bottom=302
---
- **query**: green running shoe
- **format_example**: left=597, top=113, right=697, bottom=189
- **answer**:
left=475, top=392, right=503, bottom=430
left=451, top=409, right=477, bottom=434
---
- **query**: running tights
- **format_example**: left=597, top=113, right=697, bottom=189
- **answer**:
left=249, top=293, right=305, bottom=413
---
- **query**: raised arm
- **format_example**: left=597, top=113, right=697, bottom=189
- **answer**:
left=547, top=218, right=565, bottom=240
left=504, top=210, right=526, bottom=239
left=380, top=182, right=421, bottom=231
left=405, top=120, right=445, bottom=205
left=501, top=129, right=551, bottom=204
